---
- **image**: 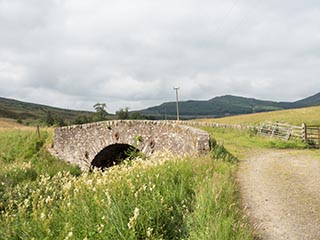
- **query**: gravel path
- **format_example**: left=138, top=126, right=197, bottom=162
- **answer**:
left=238, top=149, right=320, bottom=240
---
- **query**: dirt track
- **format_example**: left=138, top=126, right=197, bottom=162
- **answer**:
left=238, top=149, right=320, bottom=240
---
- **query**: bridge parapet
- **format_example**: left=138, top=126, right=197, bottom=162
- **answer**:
left=50, top=120, right=210, bottom=169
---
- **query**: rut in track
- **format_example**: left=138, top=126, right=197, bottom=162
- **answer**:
left=238, top=149, right=320, bottom=240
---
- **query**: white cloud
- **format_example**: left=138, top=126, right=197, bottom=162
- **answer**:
left=0, top=0, right=320, bottom=112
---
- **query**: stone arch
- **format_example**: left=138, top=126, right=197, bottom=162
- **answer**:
left=90, top=143, right=139, bottom=170
left=51, top=120, right=210, bottom=170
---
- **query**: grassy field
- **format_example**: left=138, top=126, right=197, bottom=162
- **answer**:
left=198, top=105, right=320, bottom=126
left=0, top=118, right=35, bottom=131
left=202, top=127, right=307, bottom=159
left=0, top=119, right=254, bottom=239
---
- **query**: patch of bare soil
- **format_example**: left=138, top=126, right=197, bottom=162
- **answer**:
left=238, top=149, right=320, bottom=240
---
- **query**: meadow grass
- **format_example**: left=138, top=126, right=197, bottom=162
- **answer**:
left=202, top=127, right=307, bottom=158
left=0, top=118, right=35, bottom=131
left=0, top=128, right=254, bottom=239
left=0, top=130, right=81, bottom=214
left=198, top=105, right=320, bottom=126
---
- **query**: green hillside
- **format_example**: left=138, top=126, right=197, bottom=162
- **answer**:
left=0, top=97, right=95, bottom=125
left=136, top=93, right=320, bottom=119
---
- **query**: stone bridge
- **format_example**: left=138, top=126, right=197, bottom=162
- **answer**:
left=50, top=120, right=210, bottom=170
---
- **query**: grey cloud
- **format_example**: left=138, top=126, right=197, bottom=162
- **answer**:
left=0, top=0, right=320, bottom=112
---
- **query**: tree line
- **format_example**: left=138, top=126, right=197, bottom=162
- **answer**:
left=43, top=103, right=148, bottom=127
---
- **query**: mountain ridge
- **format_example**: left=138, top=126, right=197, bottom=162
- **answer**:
left=135, top=92, right=320, bottom=119
left=1, top=92, right=320, bottom=122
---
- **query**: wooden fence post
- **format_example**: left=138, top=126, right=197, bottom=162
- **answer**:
left=302, top=123, right=307, bottom=142
left=318, top=127, right=320, bottom=149
left=36, top=125, right=41, bottom=139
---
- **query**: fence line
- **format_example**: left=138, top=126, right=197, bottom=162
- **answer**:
left=170, top=120, right=319, bottom=149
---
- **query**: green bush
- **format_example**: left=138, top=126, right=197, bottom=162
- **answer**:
left=210, top=139, right=238, bottom=163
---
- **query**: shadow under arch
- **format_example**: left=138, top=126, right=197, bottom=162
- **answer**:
left=91, top=143, right=139, bottom=170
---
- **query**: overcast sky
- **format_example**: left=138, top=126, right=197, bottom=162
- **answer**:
left=0, top=0, right=320, bottom=113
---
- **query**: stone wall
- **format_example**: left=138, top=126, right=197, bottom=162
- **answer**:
left=50, top=120, right=210, bottom=169
left=163, top=120, right=254, bottom=130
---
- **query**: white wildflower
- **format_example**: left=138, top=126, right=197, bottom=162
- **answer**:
left=105, top=191, right=111, bottom=205
left=146, top=227, right=153, bottom=237
left=40, top=212, right=45, bottom=220
left=45, top=196, right=52, bottom=204
left=24, top=198, right=29, bottom=207
left=97, top=224, right=104, bottom=233
left=65, top=231, right=73, bottom=239
left=127, top=207, right=140, bottom=230
left=63, top=181, right=72, bottom=191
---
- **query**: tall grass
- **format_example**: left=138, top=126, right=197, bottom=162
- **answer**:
left=0, top=130, right=254, bottom=239
left=0, top=130, right=81, bottom=213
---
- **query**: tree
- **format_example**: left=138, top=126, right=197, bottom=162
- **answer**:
left=45, top=111, right=54, bottom=126
left=116, top=107, right=129, bottom=120
left=73, top=115, right=90, bottom=125
left=54, top=115, right=66, bottom=127
left=130, top=112, right=144, bottom=120
left=93, top=103, right=108, bottom=121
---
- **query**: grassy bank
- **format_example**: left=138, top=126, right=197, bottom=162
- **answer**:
left=0, top=130, right=81, bottom=214
left=0, top=129, right=254, bottom=239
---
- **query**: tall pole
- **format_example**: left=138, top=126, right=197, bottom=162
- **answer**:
left=173, top=87, right=180, bottom=121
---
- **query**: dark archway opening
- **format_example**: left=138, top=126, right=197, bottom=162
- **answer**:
left=91, top=144, right=139, bottom=170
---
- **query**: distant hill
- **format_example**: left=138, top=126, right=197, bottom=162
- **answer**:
left=135, top=92, right=320, bottom=120
left=2, top=91, right=320, bottom=124
left=0, top=97, right=96, bottom=125
left=292, top=92, right=320, bottom=108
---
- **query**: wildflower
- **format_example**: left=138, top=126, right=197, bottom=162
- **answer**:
left=40, top=212, right=45, bottom=220
left=24, top=198, right=29, bottom=207
left=146, top=227, right=153, bottom=237
left=102, top=191, right=111, bottom=205
left=45, top=196, right=52, bottom=204
left=97, top=224, right=104, bottom=233
left=149, top=184, right=155, bottom=192
left=127, top=207, right=140, bottom=230
left=65, top=231, right=73, bottom=240
left=86, top=179, right=93, bottom=186
left=142, top=184, right=147, bottom=191
left=63, top=181, right=72, bottom=191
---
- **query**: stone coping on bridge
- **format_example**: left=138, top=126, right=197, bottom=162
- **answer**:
left=164, top=120, right=253, bottom=130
